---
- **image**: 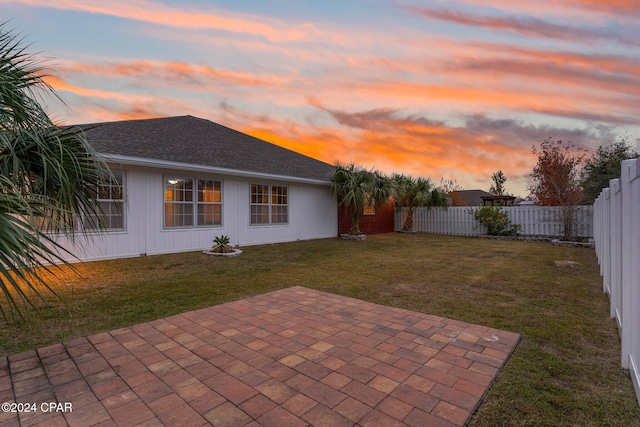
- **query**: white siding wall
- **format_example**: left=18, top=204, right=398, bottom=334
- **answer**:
left=44, top=168, right=147, bottom=262
left=236, top=179, right=338, bottom=246
left=46, top=164, right=337, bottom=262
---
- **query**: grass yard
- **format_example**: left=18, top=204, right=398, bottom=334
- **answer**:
left=1, top=233, right=639, bottom=426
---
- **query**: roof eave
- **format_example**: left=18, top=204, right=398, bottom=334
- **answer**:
left=98, top=154, right=332, bottom=185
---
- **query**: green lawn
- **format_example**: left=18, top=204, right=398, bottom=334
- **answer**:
left=1, top=233, right=639, bottom=426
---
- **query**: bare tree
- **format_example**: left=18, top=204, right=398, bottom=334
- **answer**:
left=440, top=177, right=465, bottom=206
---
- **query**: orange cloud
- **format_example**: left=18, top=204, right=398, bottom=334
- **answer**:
left=349, top=38, right=639, bottom=125
left=462, top=42, right=640, bottom=78
left=43, top=76, right=153, bottom=103
left=348, top=80, right=602, bottom=117
left=42, top=76, right=206, bottom=125
left=57, top=60, right=296, bottom=90
left=216, top=102, right=592, bottom=196
left=7, top=0, right=331, bottom=43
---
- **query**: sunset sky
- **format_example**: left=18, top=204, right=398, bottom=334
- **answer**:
left=3, top=0, right=640, bottom=196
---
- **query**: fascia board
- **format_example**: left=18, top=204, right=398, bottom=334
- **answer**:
left=98, top=154, right=331, bottom=186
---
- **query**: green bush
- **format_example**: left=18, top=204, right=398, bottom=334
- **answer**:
left=472, top=206, right=521, bottom=236
left=211, top=235, right=234, bottom=253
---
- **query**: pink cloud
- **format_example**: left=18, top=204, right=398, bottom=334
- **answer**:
left=56, top=60, right=296, bottom=90
left=404, top=5, right=639, bottom=47
left=430, top=0, right=640, bottom=19
left=6, top=0, right=340, bottom=43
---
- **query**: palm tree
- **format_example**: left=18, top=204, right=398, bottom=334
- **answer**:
left=330, top=163, right=392, bottom=236
left=393, top=174, right=448, bottom=232
left=0, top=23, right=109, bottom=320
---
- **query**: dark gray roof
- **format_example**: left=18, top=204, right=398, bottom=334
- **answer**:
left=76, top=116, right=334, bottom=182
left=450, top=190, right=492, bottom=206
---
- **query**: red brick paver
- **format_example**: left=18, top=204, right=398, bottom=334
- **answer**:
left=0, top=286, right=519, bottom=426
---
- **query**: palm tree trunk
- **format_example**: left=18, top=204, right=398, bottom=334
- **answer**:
left=402, top=208, right=414, bottom=232
left=350, top=209, right=362, bottom=235
left=561, top=205, right=574, bottom=241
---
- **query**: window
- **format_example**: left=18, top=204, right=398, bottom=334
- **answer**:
left=250, top=184, right=288, bottom=225
left=250, top=184, right=269, bottom=225
left=84, top=170, right=125, bottom=231
left=363, top=194, right=375, bottom=216
left=271, top=186, right=288, bottom=224
left=165, top=177, right=222, bottom=228
left=197, top=180, right=222, bottom=226
left=165, top=178, right=193, bottom=227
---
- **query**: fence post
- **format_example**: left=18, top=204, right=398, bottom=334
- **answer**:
left=608, top=179, right=622, bottom=323
left=628, top=158, right=640, bottom=403
left=594, top=195, right=602, bottom=271
left=620, top=160, right=635, bottom=368
left=601, top=189, right=611, bottom=294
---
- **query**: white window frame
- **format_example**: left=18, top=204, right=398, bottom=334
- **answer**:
left=250, top=184, right=270, bottom=225
left=164, top=177, right=223, bottom=229
left=250, top=183, right=288, bottom=225
left=196, top=179, right=222, bottom=227
left=83, top=170, right=126, bottom=232
left=270, top=185, right=288, bottom=224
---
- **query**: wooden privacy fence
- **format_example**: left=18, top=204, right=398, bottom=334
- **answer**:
left=395, top=205, right=594, bottom=238
left=593, top=158, right=640, bottom=406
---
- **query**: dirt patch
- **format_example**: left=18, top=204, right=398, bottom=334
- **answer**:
left=554, top=260, right=582, bottom=268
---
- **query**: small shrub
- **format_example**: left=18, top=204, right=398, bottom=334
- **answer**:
left=212, top=235, right=234, bottom=253
left=472, top=206, right=521, bottom=236
left=213, top=235, right=231, bottom=246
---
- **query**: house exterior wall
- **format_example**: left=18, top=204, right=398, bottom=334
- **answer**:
left=47, top=164, right=338, bottom=262
left=337, top=199, right=395, bottom=235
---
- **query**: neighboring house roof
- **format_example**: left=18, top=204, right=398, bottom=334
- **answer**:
left=76, top=115, right=335, bottom=183
left=449, top=190, right=492, bottom=206
left=480, top=195, right=517, bottom=206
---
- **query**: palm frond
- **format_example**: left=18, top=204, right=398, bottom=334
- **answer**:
left=331, top=163, right=392, bottom=235
left=392, top=174, right=448, bottom=231
left=0, top=22, right=109, bottom=320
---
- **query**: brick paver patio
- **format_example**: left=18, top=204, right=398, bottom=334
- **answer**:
left=0, top=286, right=520, bottom=426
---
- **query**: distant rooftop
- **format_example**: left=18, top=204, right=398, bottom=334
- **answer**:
left=449, top=190, right=492, bottom=206
left=75, top=115, right=335, bottom=182
left=480, top=194, right=517, bottom=206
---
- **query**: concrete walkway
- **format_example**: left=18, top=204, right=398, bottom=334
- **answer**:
left=0, top=287, right=519, bottom=426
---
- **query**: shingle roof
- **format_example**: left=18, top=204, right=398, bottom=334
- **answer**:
left=76, top=116, right=334, bottom=182
left=450, top=190, right=492, bottom=206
